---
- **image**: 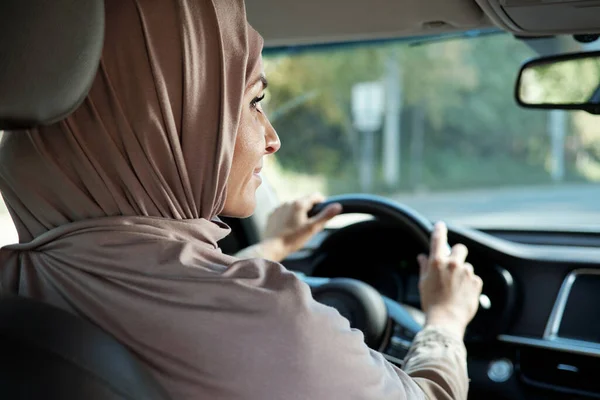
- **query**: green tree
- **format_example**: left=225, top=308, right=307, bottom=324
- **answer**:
left=263, top=33, right=590, bottom=195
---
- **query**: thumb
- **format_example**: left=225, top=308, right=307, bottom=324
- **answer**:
left=417, top=254, right=428, bottom=276
left=307, top=203, right=342, bottom=231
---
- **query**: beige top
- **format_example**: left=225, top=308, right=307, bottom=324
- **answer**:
left=0, top=0, right=469, bottom=398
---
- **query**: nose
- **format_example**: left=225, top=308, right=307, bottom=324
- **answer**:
left=264, top=117, right=281, bottom=155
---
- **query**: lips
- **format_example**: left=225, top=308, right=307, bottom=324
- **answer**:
left=252, top=165, right=263, bottom=183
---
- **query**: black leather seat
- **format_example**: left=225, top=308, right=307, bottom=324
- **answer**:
left=0, top=1, right=170, bottom=398
left=0, top=297, right=170, bottom=399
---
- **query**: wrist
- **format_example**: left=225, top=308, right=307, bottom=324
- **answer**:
left=425, top=310, right=467, bottom=339
left=258, top=237, right=288, bottom=262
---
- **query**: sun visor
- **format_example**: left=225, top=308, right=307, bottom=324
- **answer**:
left=477, top=0, right=600, bottom=36
left=248, top=0, right=492, bottom=48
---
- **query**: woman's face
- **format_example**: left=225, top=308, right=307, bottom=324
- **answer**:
left=221, top=63, right=280, bottom=217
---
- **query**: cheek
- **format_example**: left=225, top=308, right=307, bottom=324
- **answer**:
left=230, top=112, right=264, bottom=188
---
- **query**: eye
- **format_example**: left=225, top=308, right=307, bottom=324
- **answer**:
left=250, top=94, right=265, bottom=109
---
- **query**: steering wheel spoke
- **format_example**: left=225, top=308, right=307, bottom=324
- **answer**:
left=300, top=194, right=439, bottom=350
left=296, top=271, right=423, bottom=351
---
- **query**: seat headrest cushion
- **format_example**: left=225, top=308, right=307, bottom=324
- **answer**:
left=0, top=0, right=104, bottom=130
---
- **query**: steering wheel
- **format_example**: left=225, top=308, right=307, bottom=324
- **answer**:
left=302, top=194, right=435, bottom=353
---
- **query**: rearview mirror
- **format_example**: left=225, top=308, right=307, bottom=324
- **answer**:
left=515, top=51, right=600, bottom=115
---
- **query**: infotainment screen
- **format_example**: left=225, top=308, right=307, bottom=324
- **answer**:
left=557, top=273, right=600, bottom=344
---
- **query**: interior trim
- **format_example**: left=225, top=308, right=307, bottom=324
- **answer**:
left=450, top=224, right=600, bottom=264
left=543, top=268, right=600, bottom=340
left=498, top=269, right=600, bottom=359
left=246, top=0, right=491, bottom=47
left=477, top=0, right=600, bottom=36
left=498, top=334, right=600, bottom=358
left=475, top=0, right=521, bottom=33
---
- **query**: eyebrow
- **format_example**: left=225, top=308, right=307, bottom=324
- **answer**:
left=248, top=74, right=268, bottom=91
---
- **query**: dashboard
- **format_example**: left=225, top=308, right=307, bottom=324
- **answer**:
left=282, top=219, right=600, bottom=400
left=294, top=220, right=517, bottom=341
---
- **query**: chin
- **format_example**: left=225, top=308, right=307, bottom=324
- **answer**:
left=220, top=194, right=256, bottom=218
left=235, top=204, right=256, bottom=218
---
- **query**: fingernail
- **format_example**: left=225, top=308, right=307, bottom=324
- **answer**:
left=322, top=203, right=342, bottom=218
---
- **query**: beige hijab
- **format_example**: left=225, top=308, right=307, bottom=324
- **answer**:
left=0, top=0, right=456, bottom=398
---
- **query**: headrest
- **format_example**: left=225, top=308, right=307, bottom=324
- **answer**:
left=0, top=0, right=105, bottom=130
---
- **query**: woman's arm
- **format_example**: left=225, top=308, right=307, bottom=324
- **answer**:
left=245, top=256, right=473, bottom=400
left=224, top=222, right=480, bottom=399
left=234, top=193, right=341, bottom=261
left=403, top=326, right=469, bottom=399
left=237, top=208, right=480, bottom=399
left=401, top=222, right=481, bottom=399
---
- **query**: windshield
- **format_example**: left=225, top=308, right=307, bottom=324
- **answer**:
left=261, top=33, right=600, bottom=231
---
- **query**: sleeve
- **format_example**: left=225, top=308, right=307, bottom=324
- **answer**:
left=233, top=243, right=265, bottom=259
left=242, top=263, right=470, bottom=400
left=403, top=326, right=470, bottom=400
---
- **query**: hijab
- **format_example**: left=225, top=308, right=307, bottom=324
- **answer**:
left=0, top=0, right=428, bottom=398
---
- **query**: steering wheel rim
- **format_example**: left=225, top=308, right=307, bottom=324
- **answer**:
left=309, top=194, right=434, bottom=249
left=306, top=194, right=435, bottom=351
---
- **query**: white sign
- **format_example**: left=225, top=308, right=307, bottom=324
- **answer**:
left=352, top=82, right=385, bottom=132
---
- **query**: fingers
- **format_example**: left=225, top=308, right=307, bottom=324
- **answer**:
left=430, top=222, right=448, bottom=258
left=301, top=193, right=341, bottom=229
left=309, top=192, right=327, bottom=204
left=308, top=203, right=342, bottom=231
left=300, top=192, right=326, bottom=210
left=464, top=264, right=483, bottom=297
left=265, top=194, right=339, bottom=252
left=282, top=192, right=341, bottom=236
left=315, top=203, right=342, bottom=221
left=464, top=262, right=474, bottom=275
left=448, top=244, right=468, bottom=269
left=289, top=192, right=329, bottom=219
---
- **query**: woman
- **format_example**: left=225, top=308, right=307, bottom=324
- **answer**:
left=0, top=0, right=482, bottom=399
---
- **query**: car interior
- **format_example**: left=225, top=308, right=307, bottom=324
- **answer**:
left=2, top=0, right=600, bottom=399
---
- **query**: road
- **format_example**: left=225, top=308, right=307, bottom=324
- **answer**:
left=391, top=183, right=600, bottom=230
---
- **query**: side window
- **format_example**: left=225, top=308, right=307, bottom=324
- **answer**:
left=0, top=196, right=17, bottom=246
left=0, top=132, right=18, bottom=246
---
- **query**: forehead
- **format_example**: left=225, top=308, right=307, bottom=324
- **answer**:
left=246, top=54, right=264, bottom=85
left=245, top=25, right=264, bottom=82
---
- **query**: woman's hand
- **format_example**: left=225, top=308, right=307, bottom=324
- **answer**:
left=417, top=222, right=483, bottom=339
left=259, top=193, right=342, bottom=262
